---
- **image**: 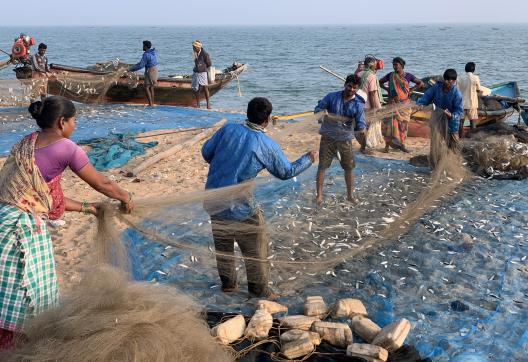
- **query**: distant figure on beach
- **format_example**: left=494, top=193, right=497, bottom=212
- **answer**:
left=0, top=96, right=133, bottom=350
left=379, top=57, right=424, bottom=153
left=129, top=40, right=158, bottom=106
left=417, top=69, right=463, bottom=151
left=202, top=97, right=315, bottom=299
left=457, top=62, right=482, bottom=137
left=192, top=40, right=212, bottom=109
left=31, top=43, right=51, bottom=100
left=356, top=55, right=383, bottom=154
left=314, top=74, right=366, bottom=205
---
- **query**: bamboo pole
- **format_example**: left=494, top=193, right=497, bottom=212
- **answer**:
left=125, top=118, right=226, bottom=177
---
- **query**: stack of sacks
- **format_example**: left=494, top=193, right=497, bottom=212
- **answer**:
left=210, top=296, right=412, bottom=361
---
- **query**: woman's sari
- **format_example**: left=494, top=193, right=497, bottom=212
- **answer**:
left=0, top=132, right=62, bottom=340
left=382, top=72, right=412, bottom=150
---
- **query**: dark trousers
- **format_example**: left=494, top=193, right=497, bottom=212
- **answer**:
left=211, top=212, right=269, bottom=297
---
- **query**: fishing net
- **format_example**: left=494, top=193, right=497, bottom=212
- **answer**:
left=0, top=79, right=39, bottom=107
left=50, top=66, right=136, bottom=104
left=93, top=106, right=468, bottom=297
left=0, top=60, right=134, bottom=107
left=1, top=265, right=233, bottom=362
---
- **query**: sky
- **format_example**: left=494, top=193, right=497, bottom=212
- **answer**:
left=1, top=0, right=527, bottom=26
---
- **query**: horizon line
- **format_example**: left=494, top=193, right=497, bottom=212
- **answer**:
left=0, top=22, right=526, bottom=27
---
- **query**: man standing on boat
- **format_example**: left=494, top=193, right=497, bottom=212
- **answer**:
left=30, top=43, right=51, bottom=100
left=202, top=97, right=316, bottom=299
left=417, top=69, right=464, bottom=165
left=129, top=40, right=158, bottom=106
left=457, top=62, right=482, bottom=137
left=192, top=40, right=212, bottom=109
left=314, top=74, right=367, bottom=205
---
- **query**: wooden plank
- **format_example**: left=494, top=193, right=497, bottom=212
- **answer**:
left=125, top=118, right=226, bottom=177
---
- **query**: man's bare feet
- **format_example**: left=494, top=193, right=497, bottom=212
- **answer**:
left=347, top=195, right=358, bottom=204
left=315, top=195, right=323, bottom=205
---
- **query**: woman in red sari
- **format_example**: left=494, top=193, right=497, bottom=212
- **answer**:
left=0, top=96, right=133, bottom=349
left=379, top=57, right=424, bottom=153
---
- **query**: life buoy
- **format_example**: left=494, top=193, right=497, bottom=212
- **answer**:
left=11, top=39, right=27, bottom=59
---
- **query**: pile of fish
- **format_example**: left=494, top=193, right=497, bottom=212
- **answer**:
left=211, top=297, right=412, bottom=361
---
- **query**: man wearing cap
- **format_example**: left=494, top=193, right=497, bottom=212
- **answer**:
left=356, top=56, right=384, bottom=154
left=30, top=43, right=51, bottom=100
left=129, top=40, right=158, bottom=106
left=192, top=40, right=212, bottom=109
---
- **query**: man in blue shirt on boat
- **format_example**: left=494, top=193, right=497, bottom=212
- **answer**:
left=416, top=69, right=464, bottom=167
left=202, top=97, right=316, bottom=299
left=129, top=40, right=158, bottom=106
left=314, top=73, right=367, bottom=205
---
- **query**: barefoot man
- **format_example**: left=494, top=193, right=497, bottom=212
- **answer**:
left=192, top=40, right=212, bottom=109
left=315, top=74, right=367, bottom=205
left=202, top=97, right=315, bottom=299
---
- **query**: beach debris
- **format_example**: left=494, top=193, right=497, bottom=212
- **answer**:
left=211, top=315, right=246, bottom=345
left=281, top=335, right=315, bottom=359
left=304, top=296, right=328, bottom=318
left=372, top=319, right=411, bottom=352
left=347, top=343, right=389, bottom=362
left=244, top=309, right=273, bottom=341
left=257, top=300, right=288, bottom=314
left=311, top=321, right=353, bottom=348
left=351, top=315, right=382, bottom=343
left=279, top=315, right=320, bottom=331
left=280, top=329, right=321, bottom=346
left=331, top=298, right=368, bottom=318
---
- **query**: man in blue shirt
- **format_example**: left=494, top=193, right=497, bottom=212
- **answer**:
left=129, top=40, right=158, bottom=106
left=314, top=74, right=367, bottom=205
left=202, top=97, right=316, bottom=299
left=417, top=69, right=464, bottom=152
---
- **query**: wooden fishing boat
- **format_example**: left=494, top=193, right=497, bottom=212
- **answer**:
left=14, top=62, right=247, bottom=106
left=407, top=77, right=523, bottom=138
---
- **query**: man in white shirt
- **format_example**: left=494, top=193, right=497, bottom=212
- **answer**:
left=457, top=62, right=482, bottom=137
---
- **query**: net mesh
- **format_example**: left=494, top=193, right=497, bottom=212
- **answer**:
left=93, top=108, right=469, bottom=296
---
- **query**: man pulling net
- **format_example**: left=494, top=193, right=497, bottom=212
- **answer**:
left=201, top=97, right=316, bottom=299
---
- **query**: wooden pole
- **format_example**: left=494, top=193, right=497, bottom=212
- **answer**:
left=319, top=66, right=346, bottom=82
left=125, top=118, right=227, bottom=177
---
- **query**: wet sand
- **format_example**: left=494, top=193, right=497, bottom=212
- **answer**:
left=0, top=123, right=429, bottom=296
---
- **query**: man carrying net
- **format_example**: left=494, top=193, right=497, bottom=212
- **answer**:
left=315, top=74, right=367, bottom=205
left=416, top=69, right=464, bottom=168
left=201, top=97, right=316, bottom=299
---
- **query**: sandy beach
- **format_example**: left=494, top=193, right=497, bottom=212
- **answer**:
left=0, top=121, right=429, bottom=296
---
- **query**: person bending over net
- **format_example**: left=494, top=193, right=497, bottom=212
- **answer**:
left=0, top=96, right=133, bottom=350
left=201, top=97, right=316, bottom=299
left=417, top=69, right=463, bottom=151
left=315, top=74, right=366, bottom=205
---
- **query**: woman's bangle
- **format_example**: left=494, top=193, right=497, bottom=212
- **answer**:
left=80, top=200, right=90, bottom=214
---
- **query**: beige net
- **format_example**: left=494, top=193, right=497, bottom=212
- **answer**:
left=91, top=106, right=469, bottom=295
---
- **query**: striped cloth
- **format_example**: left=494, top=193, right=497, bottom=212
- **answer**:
left=0, top=203, right=58, bottom=332
left=192, top=71, right=208, bottom=92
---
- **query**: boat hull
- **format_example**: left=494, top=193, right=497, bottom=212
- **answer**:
left=32, top=63, right=247, bottom=106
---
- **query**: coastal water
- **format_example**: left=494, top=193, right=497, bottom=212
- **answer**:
left=1, top=25, right=528, bottom=113
left=0, top=26, right=527, bottom=360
